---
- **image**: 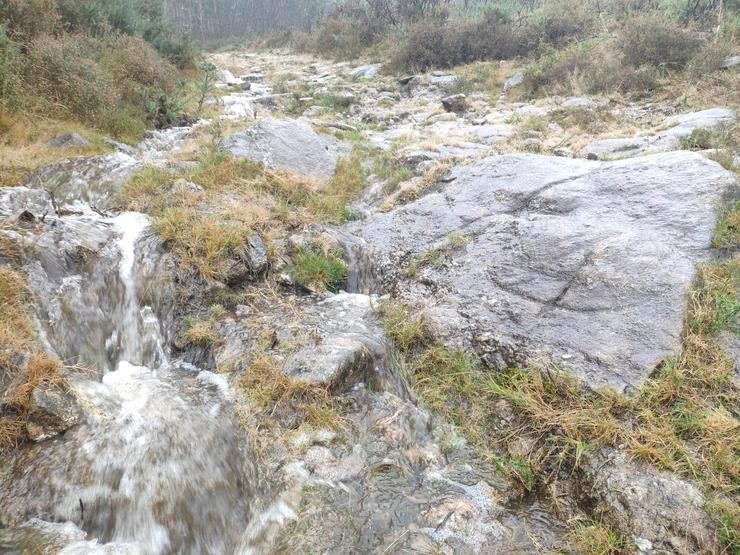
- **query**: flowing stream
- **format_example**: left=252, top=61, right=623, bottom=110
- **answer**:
left=0, top=127, right=268, bottom=554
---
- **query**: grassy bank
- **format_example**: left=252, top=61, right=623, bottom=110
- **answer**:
left=0, top=0, right=198, bottom=186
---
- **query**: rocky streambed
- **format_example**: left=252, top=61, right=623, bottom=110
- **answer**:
left=0, top=50, right=738, bottom=554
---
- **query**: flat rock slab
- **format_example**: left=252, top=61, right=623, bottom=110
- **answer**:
left=223, top=118, right=346, bottom=181
left=584, top=107, right=736, bottom=160
left=352, top=151, right=738, bottom=391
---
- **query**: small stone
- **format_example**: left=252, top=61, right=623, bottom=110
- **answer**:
left=522, top=138, right=542, bottom=152
left=503, top=72, right=524, bottom=91
left=25, top=382, right=80, bottom=442
left=429, top=74, right=458, bottom=88
left=720, top=55, right=740, bottom=69
left=169, top=179, right=203, bottom=194
left=562, top=97, right=595, bottom=109
left=350, top=64, right=381, bottom=79
left=48, top=133, right=90, bottom=149
left=553, top=147, right=573, bottom=158
left=441, top=94, right=467, bottom=113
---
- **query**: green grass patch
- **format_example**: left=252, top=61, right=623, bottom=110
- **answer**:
left=713, top=202, right=740, bottom=250
left=288, top=247, right=348, bottom=292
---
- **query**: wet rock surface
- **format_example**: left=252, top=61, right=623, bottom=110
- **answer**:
left=352, top=151, right=737, bottom=390
left=223, top=117, right=348, bottom=180
left=584, top=108, right=737, bottom=160
left=577, top=448, right=722, bottom=553
left=1, top=48, right=736, bottom=554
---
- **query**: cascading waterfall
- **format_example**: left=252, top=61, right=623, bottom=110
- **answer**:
left=0, top=128, right=263, bottom=555
left=109, top=212, right=167, bottom=369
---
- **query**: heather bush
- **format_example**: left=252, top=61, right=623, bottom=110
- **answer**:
left=390, top=10, right=534, bottom=71
left=618, top=14, right=702, bottom=69
left=19, top=33, right=182, bottom=138
left=57, top=0, right=195, bottom=68
left=532, top=0, right=598, bottom=46
left=0, top=0, right=60, bottom=41
left=523, top=39, right=660, bottom=96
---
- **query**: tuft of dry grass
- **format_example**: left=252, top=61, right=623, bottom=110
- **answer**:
left=239, top=347, right=345, bottom=431
left=0, top=118, right=109, bottom=187
left=0, top=267, right=66, bottom=451
left=566, top=520, right=631, bottom=555
left=0, top=267, right=35, bottom=366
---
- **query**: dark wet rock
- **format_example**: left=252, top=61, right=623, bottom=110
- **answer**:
left=577, top=448, right=720, bottom=554
left=223, top=234, right=269, bottom=286
left=222, top=118, right=347, bottom=181
left=25, top=382, right=80, bottom=442
left=553, top=146, right=574, bottom=157
left=441, top=94, right=467, bottom=113
left=47, top=133, right=90, bottom=149
left=398, top=74, right=419, bottom=86
left=585, top=108, right=737, bottom=160
left=350, top=151, right=737, bottom=390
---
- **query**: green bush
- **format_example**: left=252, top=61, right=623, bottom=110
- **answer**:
left=618, top=14, right=702, bottom=70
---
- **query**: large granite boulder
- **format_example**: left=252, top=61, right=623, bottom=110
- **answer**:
left=222, top=118, right=347, bottom=181
left=350, top=151, right=738, bottom=391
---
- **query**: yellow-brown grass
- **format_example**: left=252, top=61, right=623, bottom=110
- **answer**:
left=0, top=268, right=65, bottom=451
left=120, top=145, right=365, bottom=282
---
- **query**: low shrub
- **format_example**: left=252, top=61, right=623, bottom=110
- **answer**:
left=309, top=16, right=373, bottom=60
left=533, top=0, right=599, bottom=46
left=57, top=0, right=196, bottom=68
left=0, top=0, right=60, bottom=41
left=15, top=32, right=183, bottom=140
left=687, top=40, right=735, bottom=78
left=618, top=14, right=702, bottom=70
left=523, top=39, right=659, bottom=97
left=390, top=11, right=534, bottom=72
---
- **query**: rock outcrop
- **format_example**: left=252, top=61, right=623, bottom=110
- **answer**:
left=351, top=151, right=738, bottom=391
left=223, top=117, right=348, bottom=181
left=577, top=448, right=721, bottom=553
